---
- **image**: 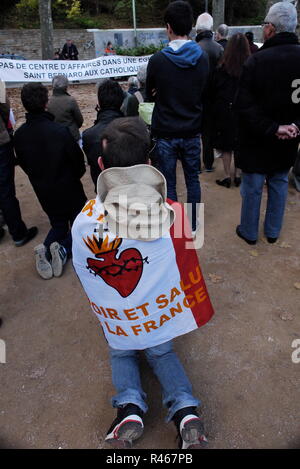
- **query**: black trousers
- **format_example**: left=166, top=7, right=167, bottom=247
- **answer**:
left=0, top=141, right=27, bottom=241
left=201, top=119, right=215, bottom=170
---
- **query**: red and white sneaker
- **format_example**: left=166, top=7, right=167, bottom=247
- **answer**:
left=105, top=404, right=144, bottom=448
left=173, top=407, right=208, bottom=449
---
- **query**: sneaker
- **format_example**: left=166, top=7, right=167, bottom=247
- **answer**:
left=34, top=244, right=53, bottom=280
left=50, top=242, right=67, bottom=277
left=105, top=404, right=144, bottom=448
left=15, top=227, right=38, bottom=247
left=205, top=167, right=215, bottom=173
left=173, top=407, right=208, bottom=449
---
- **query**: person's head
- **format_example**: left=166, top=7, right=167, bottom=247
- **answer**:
left=99, top=117, right=150, bottom=170
left=128, top=76, right=139, bottom=89
left=245, top=31, right=254, bottom=44
left=263, top=1, right=298, bottom=41
left=195, top=12, right=214, bottom=33
left=222, top=33, right=251, bottom=78
left=67, top=39, right=72, bottom=45
left=52, top=75, right=69, bottom=93
left=164, top=1, right=194, bottom=39
left=216, top=23, right=229, bottom=40
left=97, top=79, right=124, bottom=111
left=137, top=65, right=147, bottom=87
left=21, top=83, right=48, bottom=114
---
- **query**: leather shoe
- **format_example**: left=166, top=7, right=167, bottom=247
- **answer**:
left=14, top=227, right=38, bottom=247
left=236, top=226, right=257, bottom=245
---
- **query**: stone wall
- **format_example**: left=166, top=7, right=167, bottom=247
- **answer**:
left=0, top=26, right=263, bottom=61
left=0, top=29, right=95, bottom=60
left=93, top=26, right=263, bottom=55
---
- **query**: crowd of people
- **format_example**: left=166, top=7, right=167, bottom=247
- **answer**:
left=0, top=0, right=300, bottom=450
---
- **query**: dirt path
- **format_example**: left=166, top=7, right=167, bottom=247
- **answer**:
left=1, top=84, right=299, bottom=449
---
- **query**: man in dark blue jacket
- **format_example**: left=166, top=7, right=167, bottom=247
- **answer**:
left=146, top=1, right=209, bottom=234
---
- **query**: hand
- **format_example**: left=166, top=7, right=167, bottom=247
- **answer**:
left=276, top=124, right=299, bottom=140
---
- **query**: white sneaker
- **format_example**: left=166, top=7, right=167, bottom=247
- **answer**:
left=34, top=244, right=53, bottom=280
left=50, top=242, right=67, bottom=277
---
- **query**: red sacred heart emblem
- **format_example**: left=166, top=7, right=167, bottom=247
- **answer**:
left=84, top=235, right=148, bottom=298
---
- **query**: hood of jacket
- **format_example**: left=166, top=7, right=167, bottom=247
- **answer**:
left=161, top=40, right=203, bottom=68
left=196, top=30, right=214, bottom=42
left=25, top=111, right=55, bottom=123
left=95, top=108, right=123, bottom=126
left=96, top=164, right=175, bottom=241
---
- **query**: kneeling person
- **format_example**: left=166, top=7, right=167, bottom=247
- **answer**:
left=72, top=117, right=214, bottom=448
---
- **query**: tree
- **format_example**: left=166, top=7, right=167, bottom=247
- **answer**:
left=212, top=0, right=225, bottom=27
left=39, top=0, right=54, bottom=59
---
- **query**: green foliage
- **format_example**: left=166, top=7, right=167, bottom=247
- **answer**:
left=3, top=0, right=271, bottom=29
left=225, top=0, right=267, bottom=25
left=114, top=0, right=131, bottom=20
left=68, top=15, right=103, bottom=28
left=115, top=43, right=164, bottom=56
left=67, top=0, right=82, bottom=19
left=16, top=0, right=38, bottom=16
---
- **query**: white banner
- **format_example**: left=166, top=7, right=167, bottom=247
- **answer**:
left=0, top=55, right=151, bottom=83
left=72, top=197, right=214, bottom=350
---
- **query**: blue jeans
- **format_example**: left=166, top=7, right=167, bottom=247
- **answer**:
left=109, top=340, right=200, bottom=422
left=240, top=171, right=289, bottom=241
left=156, top=137, right=201, bottom=231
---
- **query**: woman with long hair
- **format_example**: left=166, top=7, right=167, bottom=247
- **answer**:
left=212, top=33, right=251, bottom=188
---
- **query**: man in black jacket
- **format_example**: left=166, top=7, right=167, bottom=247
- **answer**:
left=235, top=1, right=300, bottom=245
left=14, top=83, right=87, bottom=279
left=195, top=13, right=223, bottom=172
left=0, top=91, right=37, bottom=247
left=146, top=1, right=209, bottom=233
left=61, top=39, right=79, bottom=60
left=83, top=79, right=124, bottom=190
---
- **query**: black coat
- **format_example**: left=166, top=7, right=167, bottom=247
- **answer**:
left=217, top=38, right=228, bottom=50
left=14, top=112, right=86, bottom=217
left=82, top=109, right=123, bottom=189
left=234, top=32, right=300, bottom=174
left=196, top=31, right=223, bottom=78
left=146, top=47, right=209, bottom=138
left=211, top=65, right=239, bottom=151
left=61, top=43, right=78, bottom=60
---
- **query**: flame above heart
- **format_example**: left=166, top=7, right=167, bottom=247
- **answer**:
left=83, top=234, right=122, bottom=256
